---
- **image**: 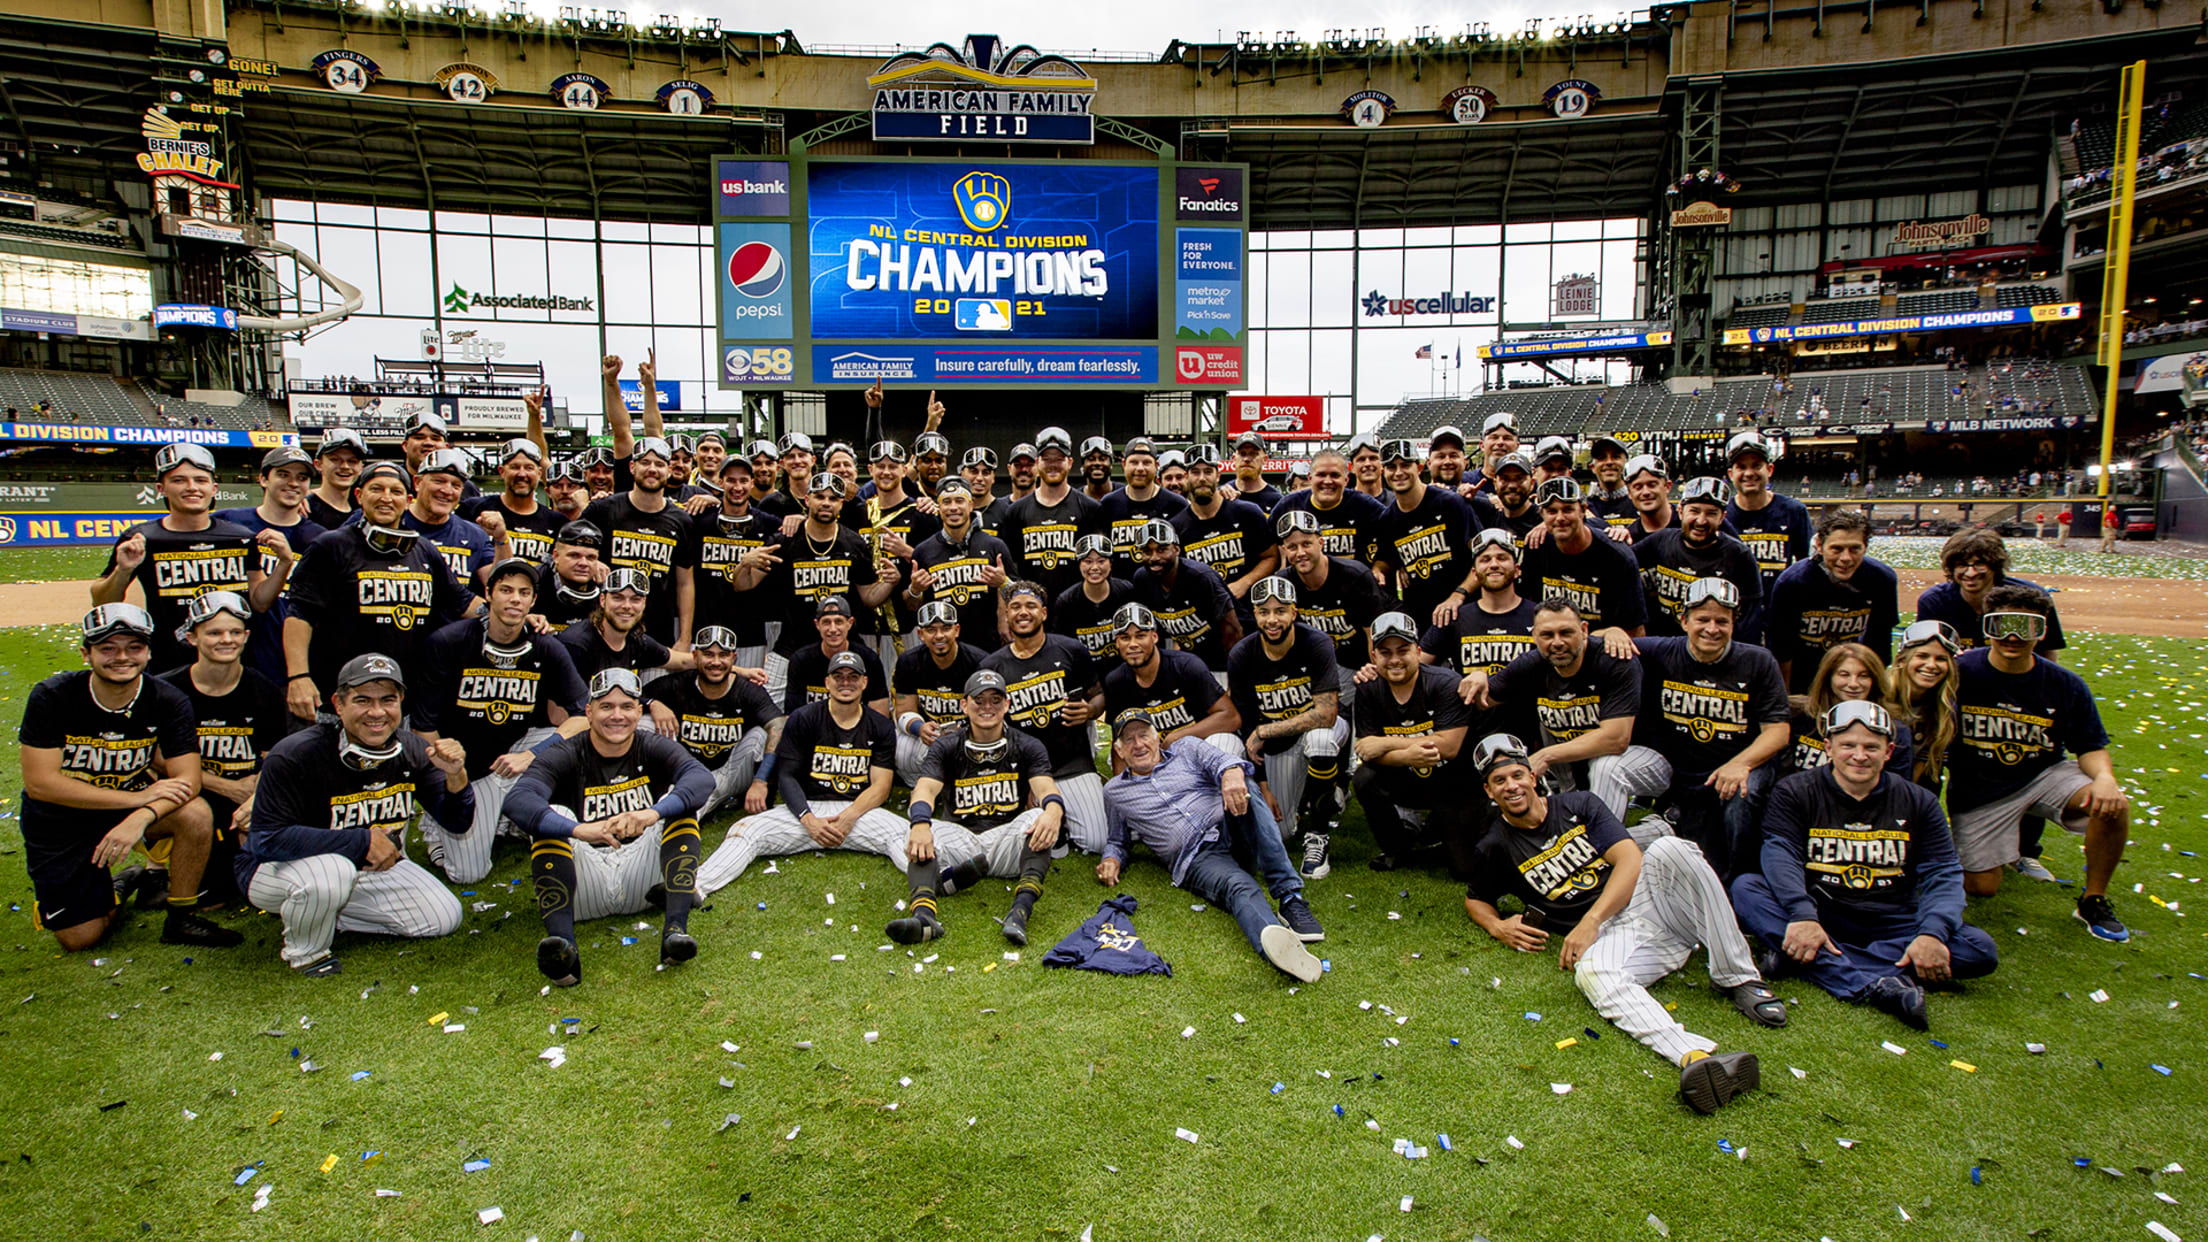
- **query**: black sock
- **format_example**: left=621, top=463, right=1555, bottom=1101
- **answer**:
left=1303, top=761, right=1343, bottom=827
left=660, top=819, right=701, bottom=930
left=1009, top=845, right=1049, bottom=915
left=941, top=856, right=988, bottom=896
left=906, top=865, right=940, bottom=924
left=533, top=840, right=578, bottom=943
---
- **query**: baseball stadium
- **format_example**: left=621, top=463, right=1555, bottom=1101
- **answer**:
left=0, top=0, right=2205, bottom=1237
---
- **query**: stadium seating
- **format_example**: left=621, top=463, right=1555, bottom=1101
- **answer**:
left=139, top=386, right=282, bottom=431
left=1727, top=304, right=1790, bottom=330
left=0, top=218, right=134, bottom=251
left=1993, top=284, right=2062, bottom=309
left=0, top=368, right=156, bottom=424
left=1800, top=298, right=1882, bottom=325
left=1894, top=290, right=1977, bottom=316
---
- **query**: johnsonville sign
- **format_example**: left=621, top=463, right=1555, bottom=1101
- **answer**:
left=1892, top=213, right=1991, bottom=250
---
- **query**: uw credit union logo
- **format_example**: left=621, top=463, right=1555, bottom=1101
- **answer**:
left=954, top=172, right=1012, bottom=233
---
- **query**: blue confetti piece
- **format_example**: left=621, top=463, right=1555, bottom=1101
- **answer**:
left=2154, top=1064, right=2174, bottom=1076
left=461, top=891, right=476, bottom=896
left=620, top=937, right=637, bottom=946
left=350, top=1071, right=371, bottom=1081
left=290, top=1047, right=300, bottom=1058
left=1437, top=1133, right=1453, bottom=1151
left=1583, top=1027, right=1602, bottom=1040
left=1929, top=1039, right=1949, bottom=1049
left=234, top=1166, right=259, bottom=1186
left=1270, top=1082, right=1285, bottom=1095
left=2096, top=1059, right=2105, bottom=1069
left=1524, top=1012, right=1543, bottom=1022
left=2182, top=850, right=2199, bottom=858
left=2075, top=1157, right=2093, bottom=1168
left=756, top=903, right=767, bottom=910
left=1448, top=1037, right=1460, bottom=1047
left=1332, top=1105, right=1345, bottom=1117
left=1718, top=1139, right=1735, bottom=1154
left=360, top=1151, right=382, bottom=1162
left=463, top=1159, right=491, bottom=1173
left=1321, top=959, right=1331, bottom=973
left=1971, top=1165, right=1983, bottom=1185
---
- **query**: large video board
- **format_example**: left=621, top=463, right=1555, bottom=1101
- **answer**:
left=714, top=155, right=1248, bottom=391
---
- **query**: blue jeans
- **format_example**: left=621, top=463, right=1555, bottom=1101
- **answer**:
left=1180, top=835, right=1285, bottom=955
left=1730, top=874, right=1999, bottom=1000
left=1667, top=764, right=1776, bottom=882
left=1224, top=799, right=1304, bottom=903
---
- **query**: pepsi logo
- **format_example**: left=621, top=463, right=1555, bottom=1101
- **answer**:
left=727, top=242, right=786, bottom=299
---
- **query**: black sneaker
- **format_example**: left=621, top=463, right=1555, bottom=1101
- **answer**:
left=660, top=926, right=698, bottom=965
left=160, top=910, right=243, bottom=948
left=1863, top=975, right=1929, bottom=1030
left=1299, top=832, right=1332, bottom=881
left=1279, top=894, right=1325, bottom=942
left=292, top=954, right=342, bottom=978
left=134, top=869, right=171, bottom=909
left=886, top=911, right=945, bottom=945
left=1000, top=903, right=1030, bottom=947
left=1367, top=852, right=1400, bottom=872
left=2075, top=893, right=2130, bottom=943
left=1678, top=1050, right=1760, bottom=1114
left=537, top=935, right=582, bottom=987
left=110, top=864, right=146, bottom=902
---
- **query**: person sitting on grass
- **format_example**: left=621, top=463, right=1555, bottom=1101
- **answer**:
left=1462, top=733, right=1786, bottom=1115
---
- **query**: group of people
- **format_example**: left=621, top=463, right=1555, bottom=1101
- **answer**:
left=20, top=356, right=2137, bottom=1114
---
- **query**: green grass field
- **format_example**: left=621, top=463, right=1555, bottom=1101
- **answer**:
left=0, top=552, right=2204, bottom=1240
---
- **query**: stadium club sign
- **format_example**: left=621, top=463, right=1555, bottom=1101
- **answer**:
left=867, top=36, right=1097, bottom=144
left=1362, top=289, right=1498, bottom=318
left=1552, top=273, right=1600, bottom=318
left=1723, top=302, right=2082, bottom=344
left=1892, top=213, right=1991, bottom=251
left=136, top=106, right=224, bottom=181
left=1477, top=329, right=1673, bottom=360
left=1669, top=200, right=1734, bottom=228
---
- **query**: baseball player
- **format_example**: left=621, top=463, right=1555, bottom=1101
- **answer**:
left=505, top=668, right=716, bottom=983
left=1634, top=477, right=1764, bottom=643
left=159, top=590, right=289, bottom=906
left=20, top=603, right=241, bottom=951
left=890, top=602, right=990, bottom=785
left=642, top=626, right=784, bottom=817
left=1130, top=520, right=1242, bottom=674
left=1463, top=734, right=1786, bottom=1114
left=981, top=582, right=1110, bottom=852
left=1353, top=612, right=1476, bottom=875
left=91, top=442, right=283, bottom=674
left=238, top=654, right=471, bottom=975
left=1765, top=509, right=1900, bottom=693
left=305, top=428, right=366, bottom=530
left=1098, top=436, right=1190, bottom=568
left=781, top=596, right=892, bottom=715
left=1226, top=577, right=1348, bottom=878
left=1724, top=432, right=1812, bottom=595
left=890, top=669, right=1067, bottom=947
left=696, top=651, right=913, bottom=892
left=1051, top=535, right=1136, bottom=662
left=411, top=558, right=590, bottom=883
left=1102, top=603, right=1244, bottom=758
left=533, top=520, right=608, bottom=629
left=1000, top=427, right=1108, bottom=603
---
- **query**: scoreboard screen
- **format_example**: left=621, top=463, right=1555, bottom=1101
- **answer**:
left=715, top=154, right=1247, bottom=391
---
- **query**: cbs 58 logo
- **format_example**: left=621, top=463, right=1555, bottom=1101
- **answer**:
left=724, top=346, right=795, bottom=383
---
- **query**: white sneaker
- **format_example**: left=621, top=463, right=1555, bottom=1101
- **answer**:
left=1260, top=923, right=1323, bottom=982
left=2010, top=856, right=2059, bottom=882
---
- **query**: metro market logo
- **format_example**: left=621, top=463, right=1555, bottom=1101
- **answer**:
left=444, top=282, right=595, bottom=314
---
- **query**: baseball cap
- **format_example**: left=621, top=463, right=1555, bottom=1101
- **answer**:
left=963, top=669, right=1009, bottom=698
left=814, top=594, right=854, bottom=618
left=695, top=429, right=728, bottom=448
left=1589, top=434, right=1627, bottom=456
left=81, top=601, right=155, bottom=645
left=586, top=667, right=644, bottom=701
left=933, top=476, right=973, bottom=497
left=316, top=428, right=367, bottom=459
left=499, top=438, right=544, bottom=465
left=259, top=445, right=313, bottom=474
left=556, top=520, right=602, bottom=547
left=1492, top=450, right=1535, bottom=477
left=717, top=453, right=754, bottom=478
left=1428, top=425, right=1466, bottom=451
left=353, top=460, right=415, bottom=496
left=154, top=442, right=217, bottom=479
left=1233, top=430, right=1266, bottom=451
left=1123, top=436, right=1158, bottom=458
left=335, top=652, right=407, bottom=691
left=1481, top=411, right=1518, bottom=435
left=1371, top=611, right=1419, bottom=645
left=1725, top=430, right=1774, bottom=464
left=403, top=410, right=449, bottom=437
left=417, top=448, right=471, bottom=479
left=825, top=650, right=867, bottom=678
left=1114, top=708, right=1158, bottom=734
left=484, top=556, right=539, bottom=592
left=1009, top=442, right=1039, bottom=463
left=1035, top=427, right=1073, bottom=454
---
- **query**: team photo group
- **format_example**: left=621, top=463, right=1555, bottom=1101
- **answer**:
left=25, top=355, right=2129, bottom=1115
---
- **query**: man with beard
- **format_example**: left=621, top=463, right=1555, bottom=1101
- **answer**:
left=397, top=410, right=480, bottom=500
left=1272, top=510, right=1384, bottom=679
left=1464, top=734, right=1785, bottom=1114
left=284, top=462, right=470, bottom=721
left=1272, top=448, right=1385, bottom=566
left=217, top=447, right=328, bottom=687
left=1586, top=435, right=1638, bottom=530
left=507, top=668, right=716, bottom=983
left=1635, top=478, right=1765, bottom=644
left=465, top=439, right=562, bottom=564
left=906, top=477, right=1013, bottom=644
left=533, top=521, right=609, bottom=630
left=238, top=653, right=469, bottom=974
left=1470, top=451, right=1542, bottom=545
left=1346, top=433, right=1388, bottom=501
left=782, top=596, right=893, bottom=715
left=861, top=439, right=944, bottom=663
left=1418, top=529, right=1539, bottom=680
left=1131, top=521, right=1242, bottom=675
left=744, top=439, right=794, bottom=520
left=912, top=431, right=953, bottom=498
left=306, top=429, right=367, bottom=530
left=1374, top=440, right=1489, bottom=628
left=1425, top=425, right=1473, bottom=494
left=1002, top=442, right=1039, bottom=508
left=1079, top=434, right=1117, bottom=502
left=1102, top=603, right=1243, bottom=758
left=413, top=558, right=590, bottom=883
left=580, top=447, right=618, bottom=500
left=1158, top=450, right=1188, bottom=496
left=1223, top=431, right=1284, bottom=513
left=1051, top=536, right=1135, bottom=662
left=982, top=582, right=1108, bottom=852
left=736, top=471, right=894, bottom=699
left=891, top=602, right=991, bottom=785
left=1100, top=436, right=1190, bottom=572
left=1354, top=612, right=1476, bottom=874
left=1170, top=444, right=1277, bottom=627
left=696, top=651, right=913, bottom=892
left=581, top=436, right=696, bottom=650
left=774, top=432, right=818, bottom=515
left=1462, top=599, right=1668, bottom=828
left=160, top=592, right=289, bottom=907
left=1529, top=437, right=1577, bottom=486
left=1767, top=509, right=1898, bottom=693
left=1724, top=431, right=1812, bottom=596
left=22, top=603, right=241, bottom=951
left=960, top=448, right=1008, bottom=533
left=545, top=458, right=594, bottom=524
left=644, top=626, right=784, bottom=817
left=1519, top=479, right=1647, bottom=636
left=1466, top=412, right=1521, bottom=493
left=1002, top=428, right=1107, bottom=604
left=890, top=670, right=1067, bottom=946
left=1228, top=579, right=1347, bottom=878
left=94, top=442, right=282, bottom=675
left=688, top=455, right=776, bottom=670
left=555, top=570, right=694, bottom=682
left=403, top=450, right=498, bottom=595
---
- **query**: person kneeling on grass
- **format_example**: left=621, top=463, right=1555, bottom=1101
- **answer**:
left=1098, top=711, right=1325, bottom=981
left=505, top=668, right=716, bottom=985
left=1462, top=733, right=1786, bottom=1114
left=1732, top=702, right=1997, bottom=1030
left=888, top=670, right=1066, bottom=947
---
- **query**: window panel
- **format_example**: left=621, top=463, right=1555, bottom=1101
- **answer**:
left=651, top=244, right=703, bottom=327
left=1267, top=329, right=1309, bottom=392
left=491, top=234, right=552, bottom=322
left=601, top=243, right=653, bottom=323
left=1266, top=250, right=1311, bottom=330
left=493, top=214, right=548, bottom=238
left=376, top=229, right=434, bottom=318
left=1310, top=249, right=1355, bottom=327
left=318, top=202, right=374, bottom=227
left=435, top=211, right=490, bottom=235
left=377, top=206, right=431, bottom=231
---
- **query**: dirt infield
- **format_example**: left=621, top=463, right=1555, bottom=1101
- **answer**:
left=1, top=568, right=2199, bottom=637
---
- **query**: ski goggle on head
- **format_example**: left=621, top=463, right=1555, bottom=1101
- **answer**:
left=1472, top=733, right=1533, bottom=778
left=1683, top=578, right=1742, bottom=613
left=82, top=602, right=156, bottom=645
left=1250, top=577, right=1299, bottom=607
left=693, top=625, right=740, bottom=652
left=1898, top=619, right=1961, bottom=654
left=603, top=568, right=652, bottom=596
left=1820, top=700, right=1896, bottom=740
left=588, top=668, right=644, bottom=702
left=1982, top=611, right=2047, bottom=643
left=177, top=590, right=250, bottom=642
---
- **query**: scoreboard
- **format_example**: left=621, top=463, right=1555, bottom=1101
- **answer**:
left=714, top=155, right=1249, bottom=391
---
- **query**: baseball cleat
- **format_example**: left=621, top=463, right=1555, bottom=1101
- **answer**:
left=660, top=927, right=698, bottom=965
left=1678, top=1050, right=1759, bottom=1114
left=887, top=912, right=945, bottom=945
left=537, top=935, right=582, bottom=987
left=1863, top=975, right=1929, bottom=1030
left=161, top=910, right=244, bottom=948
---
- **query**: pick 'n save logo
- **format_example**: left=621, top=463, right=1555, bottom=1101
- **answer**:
left=954, top=172, right=1012, bottom=233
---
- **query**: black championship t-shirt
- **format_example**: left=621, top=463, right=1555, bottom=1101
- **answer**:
left=581, top=493, right=696, bottom=644
left=416, top=618, right=587, bottom=774
left=527, top=731, right=700, bottom=823
left=1171, top=498, right=1276, bottom=598
left=894, top=642, right=990, bottom=726
left=920, top=727, right=1053, bottom=830
left=157, top=665, right=286, bottom=804
left=1631, top=636, right=1791, bottom=780
left=1469, top=790, right=1630, bottom=923
left=1725, top=494, right=1813, bottom=593
left=463, top=495, right=564, bottom=564
left=1099, top=486, right=1191, bottom=572
left=1050, top=579, right=1134, bottom=662
left=1002, top=489, right=1107, bottom=602
left=1420, top=597, right=1540, bottom=678
left=1488, top=647, right=1642, bottom=750
left=17, top=671, right=198, bottom=867
left=1633, top=528, right=1764, bottom=640
left=777, top=701, right=897, bottom=803
left=1520, top=533, right=1648, bottom=633
left=1377, top=486, right=1480, bottom=625
left=1226, top=624, right=1341, bottom=758
left=643, top=672, right=781, bottom=769
left=689, top=507, right=775, bottom=646
left=763, top=526, right=880, bottom=657
left=287, top=526, right=467, bottom=695
left=1101, top=649, right=1223, bottom=736
left=982, top=634, right=1099, bottom=779
left=533, top=563, right=603, bottom=629
left=910, top=528, right=1014, bottom=646
left=1132, top=559, right=1239, bottom=670
left=1355, top=663, right=1470, bottom=807
left=1273, top=558, right=1385, bottom=670
left=1272, top=489, right=1386, bottom=564
left=555, top=618, right=672, bottom=682
left=106, top=516, right=258, bottom=672
left=1949, top=649, right=2109, bottom=815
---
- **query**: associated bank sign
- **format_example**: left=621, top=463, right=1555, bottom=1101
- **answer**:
left=442, top=282, right=595, bottom=314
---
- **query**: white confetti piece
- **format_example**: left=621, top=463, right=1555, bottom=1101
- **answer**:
left=375, top=1189, right=400, bottom=1197
left=1881, top=1040, right=1909, bottom=1055
left=825, top=893, right=835, bottom=905
left=1175, top=1127, right=1200, bottom=1144
left=1233, top=1013, right=1246, bottom=1024
left=478, top=1207, right=504, bottom=1225
left=864, top=1031, right=880, bottom=1044
left=2027, top=1042, right=2047, bottom=1054
left=1898, top=1206, right=1911, bottom=1222
left=2091, top=989, right=2111, bottom=1003
left=1838, top=1139, right=1856, bottom=1148
left=750, top=951, right=763, bottom=961
left=444, top=1024, right=466, bottom=1034
left=1789, top=1066, right=1807, bottom=1080
left=1181, top=1026, right=1196, bottom=1039
left=2158, top=1192, right=2180, bottom=1205
left=899, top=1076, right=913, bottom=1087
left=1551, top=1082, right=1573, bottom=1094
left=1647, top=1213, right=1670, bottom=1237
left=2148, top=1223, right=2182, bottom=1242
left=785, top=1125, right=801, bottom=1140
left=1399, top=1195, right=1414, bottom=1212
left=208, top=1052, right=223, bottom=1061
left=1506, top=1135, right=1525, bottom=1150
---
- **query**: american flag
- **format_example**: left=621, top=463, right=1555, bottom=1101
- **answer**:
left=1414, top=344, right=1433, bottom=359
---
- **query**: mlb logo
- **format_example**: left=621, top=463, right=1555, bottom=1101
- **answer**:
left=954, top=298, right=1013, bottom=331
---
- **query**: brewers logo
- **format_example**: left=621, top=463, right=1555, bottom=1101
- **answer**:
left=954, top=172, right=1012, bottom=233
